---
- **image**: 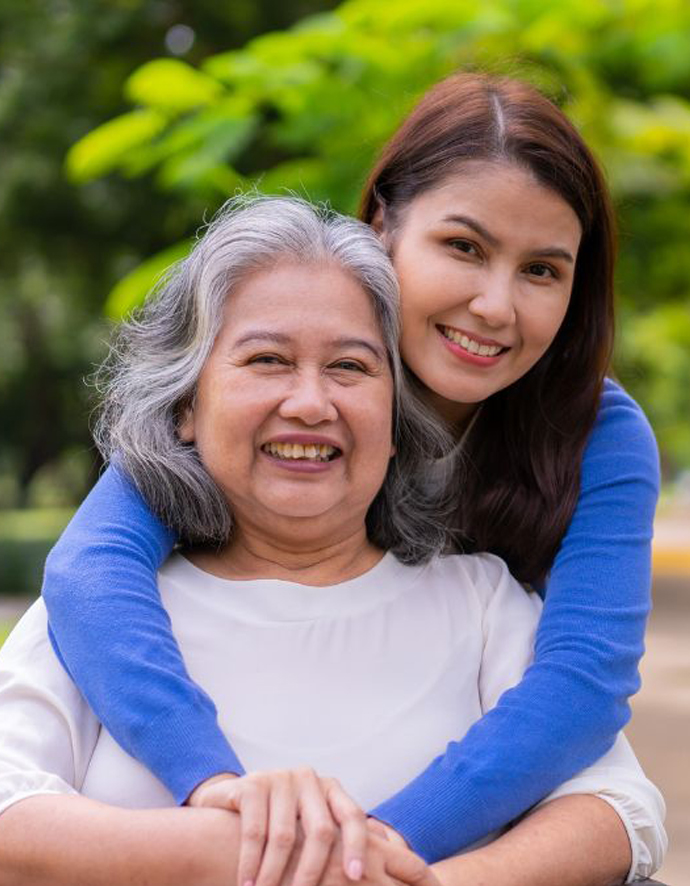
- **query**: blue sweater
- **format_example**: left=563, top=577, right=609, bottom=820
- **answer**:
left=41, top=379, right=659, bottom=863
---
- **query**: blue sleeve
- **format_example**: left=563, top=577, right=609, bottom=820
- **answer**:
left=42, top=463, right=245, bottom=803
left=369, top=380, right=659, bottom=862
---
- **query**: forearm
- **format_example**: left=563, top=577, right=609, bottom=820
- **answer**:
left=431, top=795, right=630, bottom=886
left=0, top=794, right=241, bottom=886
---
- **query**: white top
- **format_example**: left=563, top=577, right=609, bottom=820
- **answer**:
left=0, top=552, right=666, bottom=880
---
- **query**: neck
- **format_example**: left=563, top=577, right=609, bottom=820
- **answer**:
left=421, top=388, right=479, bottom=439
left=403, top=365, right=479, bottom=438
left=186, top=522, right=384, bottom=586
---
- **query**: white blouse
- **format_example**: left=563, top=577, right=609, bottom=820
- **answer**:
left=0, top=552, right=666, bottom=880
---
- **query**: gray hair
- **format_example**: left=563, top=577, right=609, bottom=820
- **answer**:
left=95, top=195, right=455, bottom=563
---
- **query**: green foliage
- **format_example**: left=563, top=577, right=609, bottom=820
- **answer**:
left=67, top=109, right=169, bottom=182
left=63, top=0, right=690, bottom=473
left=106, top=241, right=193, bottom=318
left=0, top=509, right=74, bottom=597
left=126, top=59, right=224, bottom=110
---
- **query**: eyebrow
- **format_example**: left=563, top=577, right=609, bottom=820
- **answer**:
left=441, top=214, right=575, bottom=264
left=232, top=331, right=386, bottom=360
left=233, top=331, right=291, bottom=348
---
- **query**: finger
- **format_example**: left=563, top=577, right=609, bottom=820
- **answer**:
left=366, top=817, right=409, bottom=848
left=189, top=779, right=241, bottom=811
left=291, top=770, right=338, bottom=886
left=255, top=773, right=298, bottom=886
left=237, top=782, right=270, bottom=886
left=323, top=779, right=367, bottom=880
left=365, top=818, right=389, bottom=839
left=383, top=845, right=439, bottom=886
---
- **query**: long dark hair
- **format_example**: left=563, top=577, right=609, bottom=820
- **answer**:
left=360, top=73, right=616, bottom=583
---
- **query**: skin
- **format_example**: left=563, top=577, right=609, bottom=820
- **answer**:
left=179, top=260, right=395, bottom=585
left=379, top=160, right=582, bottom=429
left=0, top=794, right=437, bottom=886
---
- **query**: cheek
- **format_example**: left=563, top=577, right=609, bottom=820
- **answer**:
left=355, top=387, right=395, bottom=457
left=523, top=296, right=571, bottom=355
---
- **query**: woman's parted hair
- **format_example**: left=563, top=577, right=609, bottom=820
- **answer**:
left=360, top=72, right=617, bottom=583
left=95, top=195, right=454, bottom=564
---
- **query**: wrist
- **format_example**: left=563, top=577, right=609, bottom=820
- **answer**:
left=186, top=771, right=240, bottom=806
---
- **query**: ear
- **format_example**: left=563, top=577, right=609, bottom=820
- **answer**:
left=177, top=403, right=195, bottom=443
left=390, top=442, right=397, bottom=458
left=371, top=205, right=385, bottom=236
left=371, top=205, right=396, bottom=255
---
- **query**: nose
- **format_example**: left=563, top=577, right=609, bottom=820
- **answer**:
left=467, top=269, right=517, bottom=328
left=278, top=369, right=338, bottom=425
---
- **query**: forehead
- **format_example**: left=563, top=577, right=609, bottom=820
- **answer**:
left=402, top=160, right=582, bottom=248
left=220, top=260, right=385, bottom=343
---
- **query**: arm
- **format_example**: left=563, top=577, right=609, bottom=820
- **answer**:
left=0, top=607, right=423, bottom=886
left=42, top=463, right=244, bottom=803
left=370, top=382, right=660, bottom=861
left=432, top=795, right=631, bottom=886
left=0, top=795, right=242, bottom=886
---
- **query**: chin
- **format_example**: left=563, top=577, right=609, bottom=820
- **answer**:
left=263, top=499, right=340, bottom=520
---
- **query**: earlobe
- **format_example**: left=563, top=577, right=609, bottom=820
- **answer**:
left=371, top=206, right=385, bottom=236
left=371, top=207, right=394, bottom=254
left=177, top=405, right=195, bottom=443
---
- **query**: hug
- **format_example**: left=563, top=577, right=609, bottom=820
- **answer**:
left=0, top=72, right=667, bottom=886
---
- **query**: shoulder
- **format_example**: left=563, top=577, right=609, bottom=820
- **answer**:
left=420, top=550, right=510, bottom=587
left=590, top=379, right=658, bottom=459
left=422, top=552, right=540, bottom=615
left=583, top=379, right=660, bottom=491
left=0, top=599, right=88, bottom=713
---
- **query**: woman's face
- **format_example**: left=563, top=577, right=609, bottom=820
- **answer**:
left=179, top=261, right=395, bottom=541
left=386, top=161, right=582, bottom=426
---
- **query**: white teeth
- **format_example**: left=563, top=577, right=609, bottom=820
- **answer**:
left=441, top=326, right=503, bottom=357
left=263, top=442, right=338, bottom=461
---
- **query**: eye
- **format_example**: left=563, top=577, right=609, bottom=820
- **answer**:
left=330, top=359, right=366, bottom=372
left=248, top=354, right=287, bottom=366
left=448, top=238, right=481, bottom=258
left=525, top=262, right=558, bottom=280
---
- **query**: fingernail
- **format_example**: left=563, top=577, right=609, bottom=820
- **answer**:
left=243, top=880, right=254, bottom=886
left=347, top=860, right=363, bottom=881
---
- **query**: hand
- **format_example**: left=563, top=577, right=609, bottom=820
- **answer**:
left=294, top=823, right=441, bottom=886
left=187, top=768, right=368, bottom=886
left=365, top=818, right=409, bottom=848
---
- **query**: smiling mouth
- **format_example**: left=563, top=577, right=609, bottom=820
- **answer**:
left=438, top=325, right=508, bottom=357
left=261, top=442, right=342, bottom=462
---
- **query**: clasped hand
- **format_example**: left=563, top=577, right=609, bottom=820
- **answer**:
left=187, top=768, right=440, bottom=886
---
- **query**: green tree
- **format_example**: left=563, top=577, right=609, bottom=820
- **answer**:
left=64, top=0, right=690, bottom=474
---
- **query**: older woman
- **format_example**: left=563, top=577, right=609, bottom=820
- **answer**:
left=0, top=198, right=664, bottom=886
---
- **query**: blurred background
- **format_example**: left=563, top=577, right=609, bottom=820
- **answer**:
left=0, top=0, right=688, bottom=881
